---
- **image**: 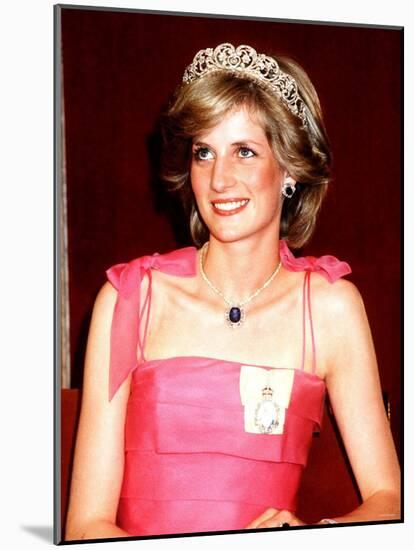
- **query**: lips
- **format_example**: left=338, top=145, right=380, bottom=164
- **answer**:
left=211, top=198, right=250, bottom=216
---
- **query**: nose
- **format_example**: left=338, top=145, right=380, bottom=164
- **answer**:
left=210, top=156, right=237, bottom=193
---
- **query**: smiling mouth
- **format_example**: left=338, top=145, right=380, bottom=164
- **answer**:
left=211, top=199, right=250, bottom=215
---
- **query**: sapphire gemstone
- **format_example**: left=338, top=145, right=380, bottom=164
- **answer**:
left=229, top=307, right=241, bottom=323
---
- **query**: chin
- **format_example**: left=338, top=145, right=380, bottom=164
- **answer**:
left=208, top=227, right=253, bottom=244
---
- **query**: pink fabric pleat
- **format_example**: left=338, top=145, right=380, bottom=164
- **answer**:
left=116, top=499, right=281, bottom=536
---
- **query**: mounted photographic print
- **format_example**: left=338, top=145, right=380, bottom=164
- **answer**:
left=54, top=4, right=403, bottom=544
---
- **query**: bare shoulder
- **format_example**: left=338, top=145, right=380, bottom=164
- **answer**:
left=310, top=274, right=365, bottom=322
left=86, top=282, right=119, bottom=335
left=308, top=273, right=375, bottom=379
left=95, top=280, right=118, bottom=308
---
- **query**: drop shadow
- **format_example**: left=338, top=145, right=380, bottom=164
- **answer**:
left=20, top=525, right=54, bottom=543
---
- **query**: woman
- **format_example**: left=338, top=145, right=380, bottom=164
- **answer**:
left=65, top=43, right=400, bottom=540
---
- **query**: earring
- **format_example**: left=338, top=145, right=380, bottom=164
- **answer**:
left=282, top=183, right=296, bottom=198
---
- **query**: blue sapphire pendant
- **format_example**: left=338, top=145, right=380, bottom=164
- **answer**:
left=225, top=305, right=245, bottom=327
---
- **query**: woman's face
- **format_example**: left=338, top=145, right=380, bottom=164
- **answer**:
left=190, top=105, right=290, bottom=244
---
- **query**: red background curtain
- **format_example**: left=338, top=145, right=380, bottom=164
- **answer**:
left=60, top=7, right=402, bottom=458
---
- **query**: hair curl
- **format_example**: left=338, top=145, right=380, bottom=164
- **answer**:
left=159, top=52, right=331, bottom=249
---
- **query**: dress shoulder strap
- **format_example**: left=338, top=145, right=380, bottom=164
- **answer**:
left=300, top=271, right=316, bottom=374
left=278, top=239, right=352, bottom=375
left=105, top=247, right=197, bottom=401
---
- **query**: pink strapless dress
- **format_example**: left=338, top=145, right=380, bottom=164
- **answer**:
left=105, top=241, right=351, bottom=536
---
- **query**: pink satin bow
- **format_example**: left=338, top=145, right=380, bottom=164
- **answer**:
left=106, top=247, right=197, bottom=400
left=279, top=240, right=352, bottom=283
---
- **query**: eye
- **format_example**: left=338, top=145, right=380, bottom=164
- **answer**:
left=193, top=147, right=213, bottom=161
left=238, top=147, right=255, bottom=158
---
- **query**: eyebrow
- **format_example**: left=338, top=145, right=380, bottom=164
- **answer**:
left=232, top=140, right=264, bottom=148
left=192, top=140, right=264, bottom=148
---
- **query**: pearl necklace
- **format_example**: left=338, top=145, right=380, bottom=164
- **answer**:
left=199, top=242, right=282, bottom=327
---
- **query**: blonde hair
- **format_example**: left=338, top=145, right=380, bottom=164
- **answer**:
left=160, top=53, right=331, bottom=249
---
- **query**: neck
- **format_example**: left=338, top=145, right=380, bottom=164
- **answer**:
left=200, top=234, right=282, bottom=302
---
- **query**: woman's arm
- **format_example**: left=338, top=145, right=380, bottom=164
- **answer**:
left=245, top=277, right=400, bottom=530
left=319, top=278, right=400, bottom=523
left=65, top=282, right=132, bottom=540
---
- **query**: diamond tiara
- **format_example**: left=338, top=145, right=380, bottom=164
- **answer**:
left=182, top=43, right=309, bottom=126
